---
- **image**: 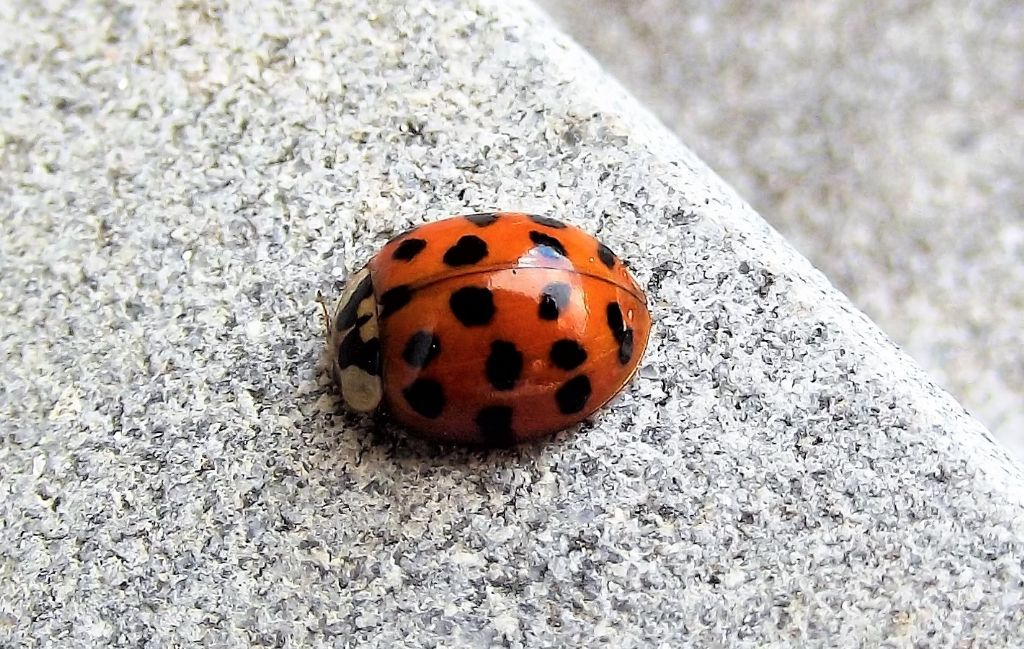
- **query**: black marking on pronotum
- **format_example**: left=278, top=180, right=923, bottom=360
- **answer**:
left=393, top=238, right=427, bottom=261
left=555, top=375, right=592, bottom=414
left=402, top=331, right=441, bottom=368
left=529, top=231, right=567, bottom=258
left=465, top=213, right=499, bottom=227
left=475, top=405, right=514, bottom=447
left=549, top=339, right=587, bottom=370
left=335, top=274, right=374, bottom=331
left=538, top=282, right=571, bottom=320
left=597, top=242, right=617, bottom=269
left=606, top=302, right=635, bottom=365
left=403, top=378, right=445, bottom=418
left=379, top=285, right=413, bottom=318
left=338, top=329, right=381, bottom=375
left=442, top=235, right=488, bottom=267
left=527, top=214, right=567, bottom=229
left=485, top=340, right=523, bottom=391
left=449, top=286, right=495, bottom=326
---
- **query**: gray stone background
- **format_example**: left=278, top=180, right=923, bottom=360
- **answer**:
left=539, top=0, right=1024, bottom=463
left=2, top=0, right=1023, bottom=646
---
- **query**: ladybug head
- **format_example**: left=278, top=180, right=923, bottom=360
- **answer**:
left=329, top=266, right=383, bottom=412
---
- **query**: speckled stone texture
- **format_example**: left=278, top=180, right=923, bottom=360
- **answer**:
left=538, top=0, right=1024, bottom=464
left=1, top=1, right=1022, bottom=647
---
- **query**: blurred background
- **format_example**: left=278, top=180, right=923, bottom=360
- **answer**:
left=538, top=0, right=1024, bottom=463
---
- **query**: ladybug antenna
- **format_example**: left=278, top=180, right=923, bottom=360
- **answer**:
left=315, top=290, right=331, bottom=335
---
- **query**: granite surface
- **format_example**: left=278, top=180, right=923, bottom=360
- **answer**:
left=539, top=0, right=1024, bottom=464
left=2, top=0, right=1023, bottom=647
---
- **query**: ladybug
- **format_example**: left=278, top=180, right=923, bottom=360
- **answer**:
left=326, top=212, right=650, bottom=446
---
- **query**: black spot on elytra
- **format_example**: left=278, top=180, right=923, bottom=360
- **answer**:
left=449, top=286, right=495, bottom=326
left=392, top=238, right=427, bottom=261
left=379, top=285, right=412, bottom=318
left=385, top=226, right=416, bottom=246
left=335, top=274, right=373, bottom=331
left=338, top=329, right=381, bottom=375
left=475, top=405, right=514, bottom=447
left=402, top=379, right=445, bottom=418
left=538, top=282, right=571, bottom=320
left=465, top=213, right=499, bottom=227
left=550, top=339, right=587, bottom=370
left=402, top=331, right=441, bottom=368
left=556, top=375, right=592, bottom=414
left=443, top=235, right=489, bottom=267
left=528, top=214, right=567, bottom=229
left=618, top=329, right=635, bottom=364
left=606, top=302, right=635, bottom=365
left=486, top=340, right=523, bottom=391
left=529, top=231, right=568, bottom=258
left=597, top=242, right=617, bottom=269
left=607, top=301, right=625, bottom=334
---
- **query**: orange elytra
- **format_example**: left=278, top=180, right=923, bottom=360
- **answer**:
left=327, top=212, right=650, bottom=446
